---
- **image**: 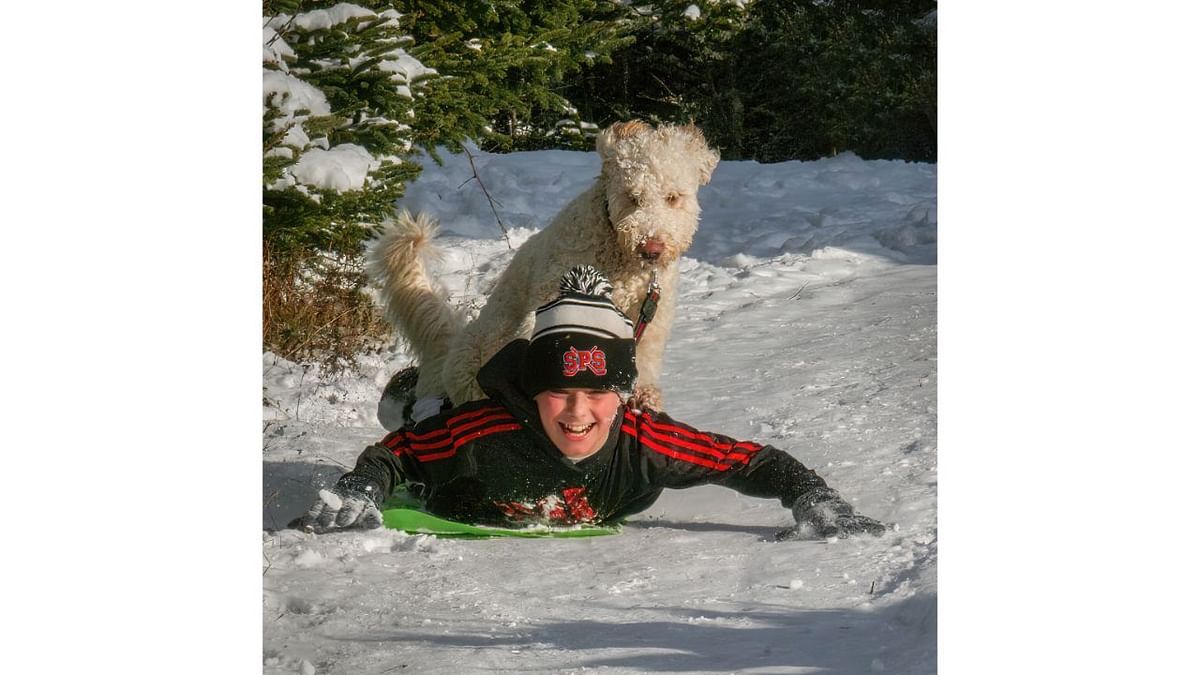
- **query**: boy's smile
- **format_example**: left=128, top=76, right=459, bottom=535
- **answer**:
left=534, top=388, right=622, bottom=460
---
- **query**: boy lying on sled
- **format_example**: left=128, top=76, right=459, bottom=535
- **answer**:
left=298, top=266, right=887, bottom=540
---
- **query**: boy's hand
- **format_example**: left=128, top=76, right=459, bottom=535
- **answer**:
left=780, top=487, right=888, bottom=540
left=291, top=476, right=384, bottom=532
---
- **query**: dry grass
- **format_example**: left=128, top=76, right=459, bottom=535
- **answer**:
left=263, top=244, right=393, bottom=374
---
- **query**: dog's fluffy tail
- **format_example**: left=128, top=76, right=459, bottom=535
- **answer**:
left=368, top=210, right=464, bottom=398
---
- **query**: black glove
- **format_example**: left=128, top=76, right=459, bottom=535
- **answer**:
left=779, top=487, right=888, bottom=540
left=293, top=475, right=385, bottom=532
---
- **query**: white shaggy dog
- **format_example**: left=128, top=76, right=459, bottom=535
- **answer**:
left=370, top=120, right=719, bottom=422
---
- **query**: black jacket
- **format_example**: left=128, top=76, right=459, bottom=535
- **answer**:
left=342, top=340, right=830, bottom=526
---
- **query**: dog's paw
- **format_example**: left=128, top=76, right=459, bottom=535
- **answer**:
left=626, top=385, right=663, bottom=413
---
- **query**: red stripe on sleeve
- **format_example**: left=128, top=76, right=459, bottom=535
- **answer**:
left=414, top=422, right=522, bottom=462
left=452, top=422, right=522, bottom=450
left=625, top=411, right=762, bottom=468
left=639, top=424, right=751, bottom=462
left=415, top=448, right=456, bottom=462
left=396, top=406, right=517, bottom=449
left=403, top=405, right=510, bottom=443
left=446, top=405, right=510, bottom=427
left=640, top=413, right=764, bottom=455
left=409, top=412, right=518, bottom=451
left=404, top=426, right=450, bottom=443
left=640, top=435, right=730, bottom=471
left=450, top=411, right=518, bottom=435
left=382, top=430, right=408, bottom=449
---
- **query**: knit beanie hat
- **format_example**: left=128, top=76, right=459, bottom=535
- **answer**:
left=520, top=266, right=638, bottom=397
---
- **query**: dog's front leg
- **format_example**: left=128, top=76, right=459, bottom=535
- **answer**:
left=628, top=294, right=675, bottom=411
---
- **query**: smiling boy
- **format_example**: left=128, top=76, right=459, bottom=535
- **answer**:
left=300, top=266, right=886, bottom=539
left=536, top=388, right=622, bottom=461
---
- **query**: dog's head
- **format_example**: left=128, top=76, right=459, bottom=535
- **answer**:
left=596, top=121, right=720, bottom=267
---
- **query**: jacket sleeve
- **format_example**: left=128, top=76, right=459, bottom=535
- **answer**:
left=339, top=440, right=411, bottom=501
left=629, top=408, right=829, bottom=510
left=338, top=399, right=515, bottom=501
left=337, top=418, right=458, bottom=501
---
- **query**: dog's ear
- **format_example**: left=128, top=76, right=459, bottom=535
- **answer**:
left=596, top=120, right=650, bottom=160
left=677, top=124, right=720, bottom=185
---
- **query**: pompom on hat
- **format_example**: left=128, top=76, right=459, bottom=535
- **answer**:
left=520, top=266, right=638, bottom=397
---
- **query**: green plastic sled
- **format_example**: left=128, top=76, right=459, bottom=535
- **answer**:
left=380, top=489, right=619, bottom=539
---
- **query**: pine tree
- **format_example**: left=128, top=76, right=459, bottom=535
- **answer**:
left=263, top=2, right=430, bottom=259
left=560, top=2, right=754, bottom=156
left=396, top=1, right=633, bottom=152
left=264, top=1, right=436, bottom=369
left=565, top=0, right=936, bottom=162
left=732, top=0, right=937, bottom=162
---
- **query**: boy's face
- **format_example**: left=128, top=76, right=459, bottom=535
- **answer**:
left=534, top=388, right=622, bottom=459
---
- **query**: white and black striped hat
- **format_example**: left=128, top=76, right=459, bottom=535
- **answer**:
left=521, top=266, right=637, bottom=396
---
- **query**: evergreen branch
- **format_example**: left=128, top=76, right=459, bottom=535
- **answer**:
left=263, top=15, right=296, bottom=50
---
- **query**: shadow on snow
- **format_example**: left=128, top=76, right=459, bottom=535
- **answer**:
left=263, top=460, right=344, bottom=531
left=330, top=596, right=936, bottom=674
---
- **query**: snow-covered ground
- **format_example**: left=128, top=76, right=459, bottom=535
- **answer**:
left=12, top=6, right=1200, bottom=675
left=263, top=147, right=938, bottom=674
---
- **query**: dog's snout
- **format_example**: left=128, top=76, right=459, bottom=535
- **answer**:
left=638, top=238, right=666, bottom=260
